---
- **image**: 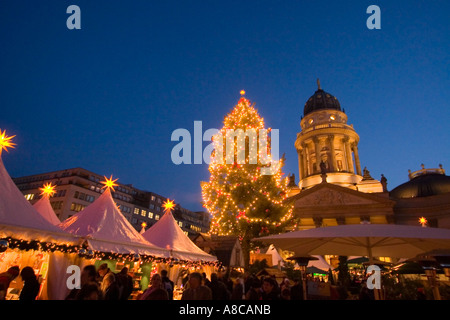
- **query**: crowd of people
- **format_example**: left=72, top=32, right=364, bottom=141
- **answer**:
left=0, top=266, right=41, bottom=300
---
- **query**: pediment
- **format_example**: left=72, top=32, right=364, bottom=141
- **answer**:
left=288, top=183, right=394, bottom=207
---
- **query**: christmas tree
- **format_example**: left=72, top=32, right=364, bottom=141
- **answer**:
left=201, top=91, right=294, bottom=267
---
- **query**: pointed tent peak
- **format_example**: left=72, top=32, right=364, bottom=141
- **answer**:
left=142, top=209, right=216, bottom=261
left=40, top=182, right=57, bottom=198
left=101, top=175, right=119, bottom=192
left=0, top=129, right=16, bottom=155
left=33, top=196, right=61, bottom=225
left=140, top=222, right=147, bottom=234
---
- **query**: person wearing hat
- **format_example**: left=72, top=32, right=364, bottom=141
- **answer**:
left=0, top=266, right=20, bottom=300
left=97, top=263, right=119, bottom=300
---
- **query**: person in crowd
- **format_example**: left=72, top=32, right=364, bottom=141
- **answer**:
left=207, top=273, right=230, bottom=300
left=0, top=266, right=20, bottom=300
left=76, top=283, right=102, bottom=300
left=281, top=287, right=291, bottom=300
left=66, top=265, right=98, bottom=300
left=416, top=287, right=426, bottom=300
left=19, top=267, right=40, bottom=301
left=140, top=273, right=164, bottom=300
left=181, top=272, right=212, bottom=300
left=245, top=277, right=262, bottom=300
left=160, top=269, right=174, bottom=300
left=290, top=277, right=304, bottom=300
left=261, top=277, right=280, bottom=300
left=98, top=263, right=120, bottom=300
left=116, top=267, right=134, bottom=300
left=146, top=288, right=169, bottom=300
left=231, top=277, right=244, bottom=300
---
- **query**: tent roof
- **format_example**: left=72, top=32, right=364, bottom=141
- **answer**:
left=33, top=196, right=61, bottom=225
left=0, top=157, right=77, bottom=244
left=59, top=188, right=168, bottom=257
left=142, top=211, right=216, bottom=262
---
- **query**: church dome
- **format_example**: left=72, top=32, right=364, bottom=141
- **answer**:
left=304, top=79, right=341, bottom=116
left=390, top=173, right=450, bottom=199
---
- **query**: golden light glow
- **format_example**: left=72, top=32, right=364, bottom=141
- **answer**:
left=163, top=199, right=176, bottom=212
left=39, top=183, right=57, bottom=198
left=0, top=129, right=16, bottom=153
left=141, top=222, right=147, bottom=228
left=419, top=217, right=428, bottom=226
left=101, top=175, right=119, bottom=192
left=240, top=90, right=246, bottom=96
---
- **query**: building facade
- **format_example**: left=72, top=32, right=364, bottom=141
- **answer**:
left=288, top=81, right=450, bottom=230
left=13, top=167, right=211, bottom=236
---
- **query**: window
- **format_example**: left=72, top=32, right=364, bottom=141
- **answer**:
left=157, top=198, right=162, bottom=203
left=151, top=196, right=156, bottom=201
left=24, top=194, right=35, bottom=201
left=74, top=191, right=79, bottom=199
left=141, top=210, right=147, bottom=217
left=178, top=221, right=183, bottom=228
left=51, top=201, right=63, bottom=210
left=148, top=212, right=154, bottom=219
left=150, top=204, right=154, bottom=209
left=132, top=218, right=137, bottom=224
left=156, top=207, right=160, bottom=212
left=134, top=208, right=140, bottom=215
left=155, top=215, right=160, bottom=221
left=70, top=202, right=85, bottom=212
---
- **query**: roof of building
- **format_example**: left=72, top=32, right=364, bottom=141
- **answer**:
left=390, top=173, right=450, bottom=199
left=304, top=80, right=341, bottom=116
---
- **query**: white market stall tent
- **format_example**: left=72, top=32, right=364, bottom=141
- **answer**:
left=0, top=152, right=81, bottom=300
left=32, top=186, right=61, bottom=226
left=59, top=187, right=170, bottom=258
left=141, top=210, right=217, bottom=262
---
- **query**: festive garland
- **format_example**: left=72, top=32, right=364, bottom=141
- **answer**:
left=0, top=237, right=221, bottom=268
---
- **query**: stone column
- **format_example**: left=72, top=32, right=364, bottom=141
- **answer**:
left=297, top=149, right=304, bottom=180
left=328, top=134, right=337, bottom=172
left=302, top=143, right=309, bottom=177
left=352, top=143, right=362, bottom=176
left=344, top=137, right=354, bottom=173
left=313, top=137, right=321, bottom=173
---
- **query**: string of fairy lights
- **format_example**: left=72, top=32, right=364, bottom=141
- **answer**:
left=0, top=129, right=220, bottom=268
left=201, top=92, right=294, bottom=237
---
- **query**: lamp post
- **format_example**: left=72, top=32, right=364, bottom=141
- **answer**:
left=287, top=256, right=318, bottom=300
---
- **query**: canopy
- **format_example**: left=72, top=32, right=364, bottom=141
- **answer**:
left=142, top=211, right=216, bottom=262
left=59, top=188, right=169, bottom=257
left=256, top=224, right=450, bottom=261
left=0, top=157, right=77, bottom=244
left=33, top=195, right=61, bottom=225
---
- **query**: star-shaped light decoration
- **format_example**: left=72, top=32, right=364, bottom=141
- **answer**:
left=100, top=175, right=119, bottom=192
left=39, top=183, right=57, bottom=198
left=162, top=199, right=175, bottom=213
left=0, top=129, right=16, bottom=154
left=419, top=217, right=428, bottom=227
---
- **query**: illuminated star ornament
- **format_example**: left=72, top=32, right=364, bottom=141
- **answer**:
left=40, top=183, right=57, bottom=198
left=101, top=175, right=119, bottom=192
left=0, top=129, right=16, bottom=154
left=419, top=217, right=428, bottom=227
left=162, top=199, right=175, bottom=213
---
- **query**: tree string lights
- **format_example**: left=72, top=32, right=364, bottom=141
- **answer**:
left=201, top=91, right=294, bottom=266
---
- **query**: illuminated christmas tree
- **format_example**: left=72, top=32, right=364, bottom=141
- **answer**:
left=201, top=91, right=294, bottom=267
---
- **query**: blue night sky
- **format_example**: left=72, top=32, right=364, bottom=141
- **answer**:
left=1, top=1, right=449, bottom=212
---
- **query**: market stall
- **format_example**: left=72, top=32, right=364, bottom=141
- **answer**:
left=0, top=131, right=81, bottom=300
left=58, top=177, right=171, bottom=297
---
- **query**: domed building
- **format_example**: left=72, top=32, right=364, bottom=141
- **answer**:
left=287, top=81, right=450, bottom=230
left=391, top=164, right=450, bottom=228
